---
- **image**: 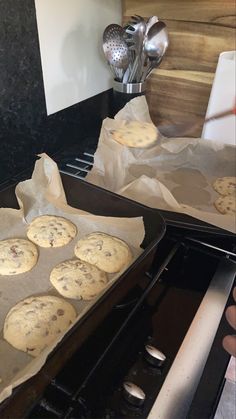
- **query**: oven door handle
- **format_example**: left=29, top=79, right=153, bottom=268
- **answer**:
left=147, top=257, right=236, bottom=419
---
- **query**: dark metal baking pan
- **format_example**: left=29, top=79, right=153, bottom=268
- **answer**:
left=0, top=173, right=165, bottom=418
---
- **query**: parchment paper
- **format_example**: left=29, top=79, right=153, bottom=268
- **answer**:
left=0, top=154, right=145, bottom=403
left=86, top=96, right=236, bottom=233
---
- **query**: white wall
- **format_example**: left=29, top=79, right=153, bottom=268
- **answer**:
left=34, top=0, right=122, bottom=115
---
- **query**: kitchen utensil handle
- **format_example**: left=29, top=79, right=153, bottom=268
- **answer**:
left=141, top=56, right=163, bottom=82
left=205, top=106, right=236, bottom=123
left=128, top=55, right=139, bottom=82
left=123, top=66, right=131, bottom=84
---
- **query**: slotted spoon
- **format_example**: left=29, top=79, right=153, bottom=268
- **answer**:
left=103, top=24, right=130, bottom=80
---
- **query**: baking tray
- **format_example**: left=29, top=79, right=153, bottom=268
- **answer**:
left=0, top=173, right=165, bottom=417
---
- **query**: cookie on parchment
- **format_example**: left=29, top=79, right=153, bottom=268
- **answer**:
left=3, top=295, right=76, bottom=357
left=212, top=177, right=236, bottom=196
left=50, top=259, right=108, bottom=300
left=74, top=232, right=133, bottom=273
left=0, top=238, right=38, bottom=275
left=112, top=120, right=157, bottom=148
left=214, top=195, right=236, bottom=216
left=27, top=215, right=77, bottom=248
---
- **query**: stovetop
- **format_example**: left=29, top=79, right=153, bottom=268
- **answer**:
left=24, top=230, right=235, bottom=419
left=0, top=143, right=235, bottom=419
left=55, top=145, right=234, bottom=240
left=0, top=140, right=235, bottom=236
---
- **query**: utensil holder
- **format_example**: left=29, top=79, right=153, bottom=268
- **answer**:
left=110, top=81, right=146, bottom=117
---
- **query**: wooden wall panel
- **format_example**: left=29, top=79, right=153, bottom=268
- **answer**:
left=123, top=0, right=236, bottom=27
left=157, top=21, right=234, bottom=72
left=122, top=0, right=235, bottom=134
left=146, top=69, right=214, bottom=136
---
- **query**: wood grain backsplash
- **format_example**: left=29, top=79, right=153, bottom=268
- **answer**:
left=122, top=0, right=235, bottom=135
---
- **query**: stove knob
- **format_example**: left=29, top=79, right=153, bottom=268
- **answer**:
left=123, top=381, right=146, bottom=407
left=144, top=344, right=166, bottom=367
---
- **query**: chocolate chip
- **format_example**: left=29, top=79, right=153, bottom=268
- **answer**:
left=51, top=315, right=57, bottom=321
left=57, top=309, right=64, bottom=316
left=75, top=280, right=82, bottom=286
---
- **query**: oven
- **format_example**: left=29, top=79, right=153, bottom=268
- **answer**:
left=0, top=145, right=235, bottom=419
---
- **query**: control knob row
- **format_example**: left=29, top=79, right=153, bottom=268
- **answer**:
left=123, top=344, right=166, bottom=407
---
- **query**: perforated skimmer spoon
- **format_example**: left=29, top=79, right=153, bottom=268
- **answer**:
left=103, top=24, right=130, bottom=81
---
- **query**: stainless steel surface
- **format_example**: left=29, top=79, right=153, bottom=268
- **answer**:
left=141, top=55, right=164, bottom=82
left=145, top=15, right=159, bottom=33
left=123, top=381, right=146, bottom=406
left=59, top=151, right=94, bottom=180
left=113, top=80, right=146, bottom=93
left=138, top=15, right=159, bottom=82
left=145, top=344, right=166, bottom=367
left=102, top=15, right=168, bottom=84
left=124, top=15, right=146, bottom=82
left=102, top=24, right=130, bottom=80
left=144, top=21, right=168, bottom=57
left=141, top=21, right=169, bottom=82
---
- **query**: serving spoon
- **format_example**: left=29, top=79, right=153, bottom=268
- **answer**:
left=141, top=21, right=169, bottom=81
